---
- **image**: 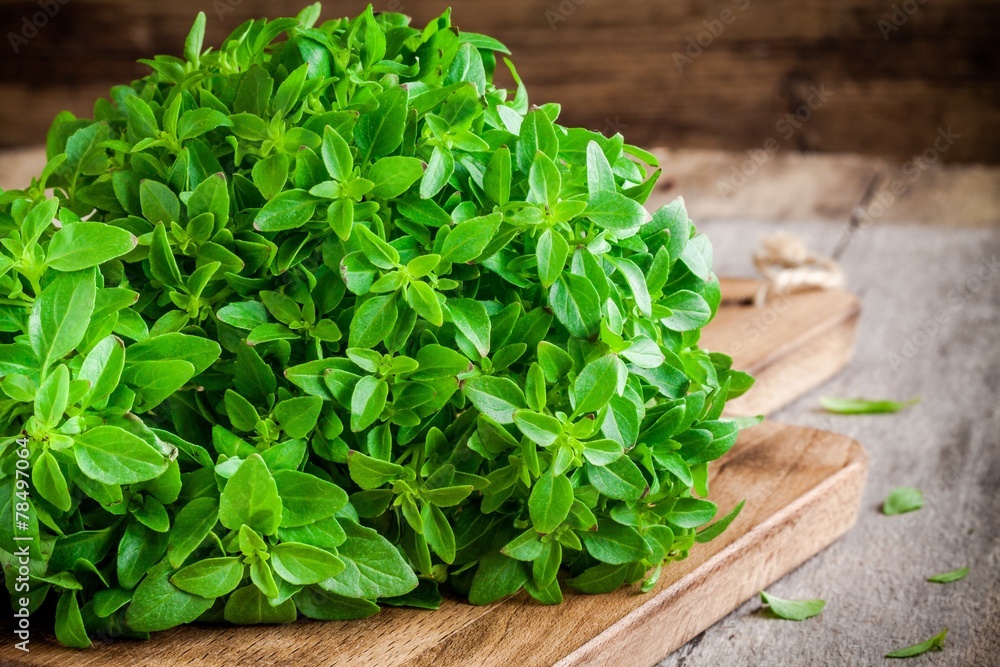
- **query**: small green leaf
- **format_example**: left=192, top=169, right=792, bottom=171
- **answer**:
left=536, top=228, right=569, bottom=288
left=550, top=273, right=601, bottom=339
left=585, top=191, right=650, bottom=232
left=463, top=376, right=525, bottom=424
left=33, top=450, right=72, bottom=512
left=270, top=542, right=344, bottom=585
left=573, top=355, right=620, bottom=416
left=927, top=567, right=969, bottom=584
left=74, top=426, right=169, bottom=485
left=54, top=592, right=91, bottom=649
left=882, top=486, right=923, bottom=515
left=273, top=470, right=348, bottom=527
left=759, top=590, right=826, bottom=621
left=368, top=156, right=424, bottom=199
left=274, top=395, right=323, bottom=438
left=140, top=180, right=180, bottom=224
left=485, top=145, right=511, bottom=205
left=218, top=454, right=283, bottom=535
left=47, top=223, right=137, bottom=271
left=223, top=585, right=297, bottom=625
left=513, top=410, right=562, bottom=447
left=448, top=298, right=491, bottom=358
left=695, top=499, right=744, bottom=543
left=440, top=213, right=502, bottom=264
left=351, top=375, right=388, bottom=432
left=126, top=560, right=215, bottom=632
left=170, top=557, right=243, bottom=598
left=29, top=268, right=96, bottom=372
left=580, top=519, right=651, bottom=564
left=885, top=628, right=948, bottom=659
left=168, top=498, right=220, bottom=569
left=820, top=396, right=919, bottom=414
left=321, top=126, right=353, bottom=181
left=349, top=295, right=398, bottom=349
left=528, top=471, right=574, bottom=534
left=421, top=146, right=455, bottom=199
left=253, top=190, right=318, bottom=232
left=660, top=290, right=712, bottom=331
left=468, top=552, right=527, bottom=605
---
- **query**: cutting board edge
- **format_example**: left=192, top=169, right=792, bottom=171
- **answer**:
left=556, top=433, right=869, bottom=667
left=724, top=309, right=861, bottom=417
left=742, top=289, right=861, bottom=378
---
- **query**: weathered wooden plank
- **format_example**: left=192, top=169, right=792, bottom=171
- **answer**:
left=0, top=422, right=867, bottom=667
left=0, top=0, right=996, bottom=162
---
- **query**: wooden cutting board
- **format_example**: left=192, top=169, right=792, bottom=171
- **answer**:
left=703, top=279, right=860, bottom=417
left=2, top=280, right=866, bottom=667
left=7, top=423, right=867, bottom=667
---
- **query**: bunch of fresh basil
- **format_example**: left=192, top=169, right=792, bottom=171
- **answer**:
left=0, top=3, right=754, bottom=647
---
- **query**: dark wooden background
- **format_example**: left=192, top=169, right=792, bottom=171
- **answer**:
left=1, top=0, right=997, bottom=163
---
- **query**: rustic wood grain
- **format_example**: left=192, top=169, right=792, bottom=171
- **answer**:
left=702, top=280, right=860, bottom=417
left=0, top=0, right=996, bottom=163
left=0, top=422, right=867, bottom=667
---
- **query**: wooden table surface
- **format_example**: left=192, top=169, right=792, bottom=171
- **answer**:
left=2, top=149, right=997, bottom=665
left=655, top=212, right=1000, bottom=665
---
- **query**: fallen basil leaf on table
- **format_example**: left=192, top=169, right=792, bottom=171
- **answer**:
left=759, top=591, right=826, bottom=621
left=819, top=396, right=919, bottom=414
left=885, top=628, right=948, bottom=659
left=927, top=567, right=969, bottom=583
left=0, top=3, right=755, bottom=647
left=882, top=486, right=924, bottom=515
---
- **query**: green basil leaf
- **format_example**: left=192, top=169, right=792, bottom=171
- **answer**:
left=270, top=542, right=344, bottom=585
left=463, top=375, right=525, bottom=424
left=528, top=471, right=574, bottom=534
left=440, top=213, right=503, bottom=264
left=218, top=454, right=283, bottom=535
left=579, top=519, right=652, bottom=564
left=74, top=425, right=169, bottom=485
left=29, top=268, right=96, bottom=372
left=759, top=590, right=826, bottom=621
left=368, top=156, right=424, bottom=199
left=168, top=498, right=220, bottom=569
left=882, top=486, right=923, bottom=515
left=885, top=628, right=948, bottom=659
left=47, top=223, right=137, bottom=271
left=273, top=469, right=347, bottom=527
left=170, top=557, right=243, bottom=598
left=820, top=396, right=919, bottom=414
left=927, top=567, right=969, bottom=584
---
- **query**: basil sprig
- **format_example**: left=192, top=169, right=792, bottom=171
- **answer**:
left=0, top=3, right=752, bottom=646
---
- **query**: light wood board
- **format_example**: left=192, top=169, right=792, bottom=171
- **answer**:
left=1, top=279, right=864, bottom=666
left=5, top=422, right=867, bottom=667
left=702, top=278, right=860, bottom=417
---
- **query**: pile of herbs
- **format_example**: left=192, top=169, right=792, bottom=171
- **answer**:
left=0, top=4, right=753, bottom=647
